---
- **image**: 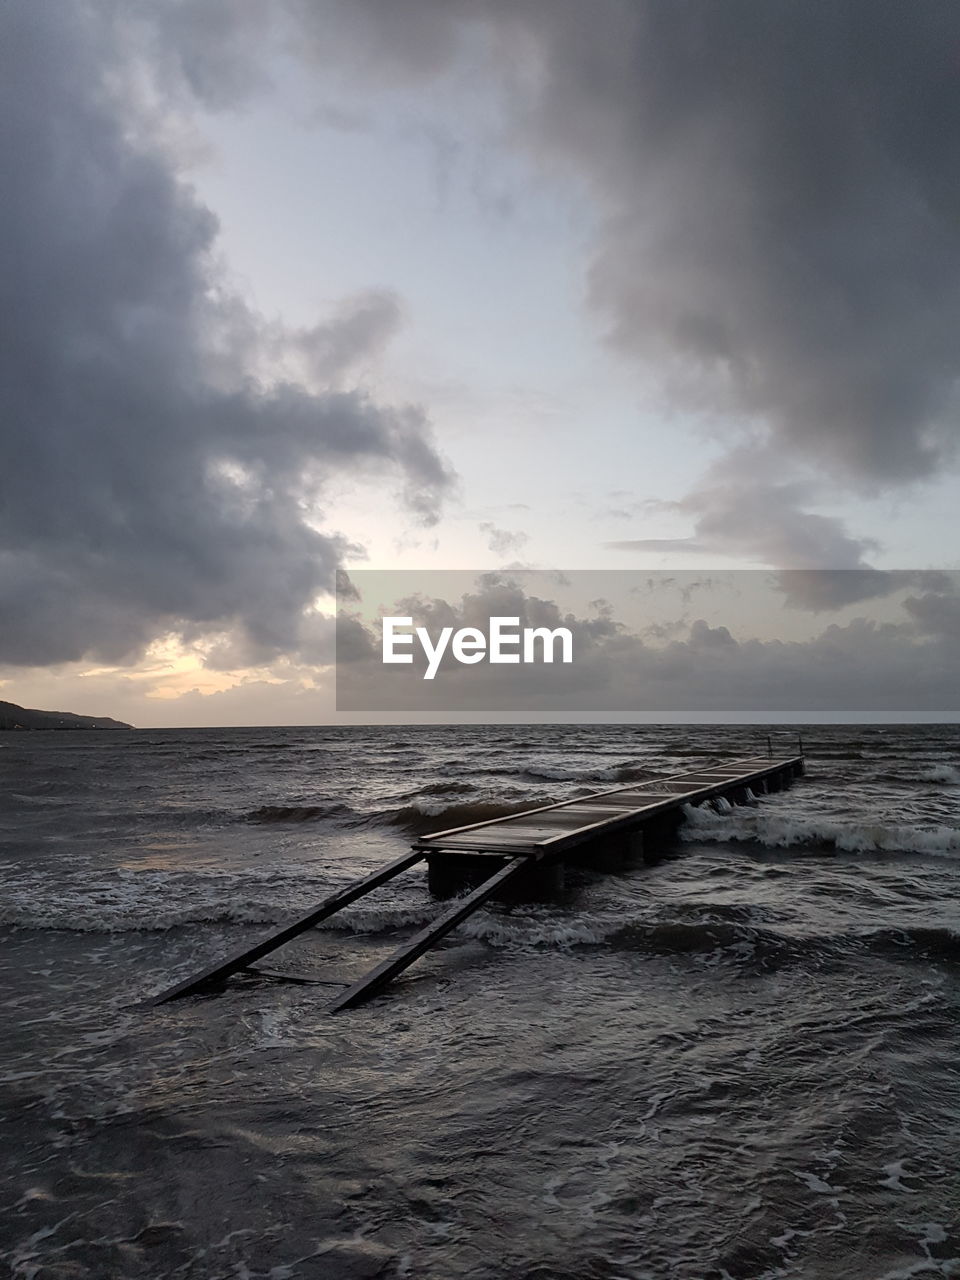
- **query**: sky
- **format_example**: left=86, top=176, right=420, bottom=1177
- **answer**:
left=2, top=0, right=959, bottom=726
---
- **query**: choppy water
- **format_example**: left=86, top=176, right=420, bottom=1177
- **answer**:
left=1, top=723, right=959, bottom=1279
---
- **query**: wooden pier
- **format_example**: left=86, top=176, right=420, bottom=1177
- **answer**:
left=145, top=754, right=803, bottom=1013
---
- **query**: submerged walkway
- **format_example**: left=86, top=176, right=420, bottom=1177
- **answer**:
left=415, top=757, right=802, bottom=859
left=146, top=754, right=804, bottom=1013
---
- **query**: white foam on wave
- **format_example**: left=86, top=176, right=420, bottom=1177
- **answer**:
left=523, top=763, right=612, bottom=781
left=879, top=1159, right=916, bottom=1193
left=394, top=797, right=450, bottom=817
left=520, top=759, right=648, bottom=784
left=460, top=912, right=616, bottom=949
left=873, top=1217, right=958, bottom=1280
left=680, top=802, right=960, bottom=857
left=300, top=900, right=627, bottom=948
left=916, top=763, right=960, bottom=785
left=793, top=1169, right=838, bottom=1194
left=1, top=894, right=283, bottom=933
left=321, top=902, right=439, bottom=934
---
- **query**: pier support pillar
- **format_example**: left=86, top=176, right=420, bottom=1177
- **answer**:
left=578, top=827, right=644, bottom=872
left=426, top=853, right=562, bottom=901
left=641, top=812, right=684, bottom=863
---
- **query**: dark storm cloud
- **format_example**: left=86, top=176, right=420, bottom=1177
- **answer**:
left=573, top=0, right=960, bottom=483
left=301, top=0, right=960, bottom=484
left=903, top=589, right=960, bottom=641
left=140, top=0, right=960, bottom=491
left=132, top=1, right=960, bottom=490
left=267, top=0, right=960, bottom=579
left=0, top=2, right=451, bottom=668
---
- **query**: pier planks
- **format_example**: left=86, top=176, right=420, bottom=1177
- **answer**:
left=144, top=754, right=803, bottom=1012
left=415, top=757, right=802, bottom=857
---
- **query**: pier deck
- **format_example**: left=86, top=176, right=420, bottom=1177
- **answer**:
left=416, top=756, right=802, bottom=860
left=146, top=753, right=804, bottom=1012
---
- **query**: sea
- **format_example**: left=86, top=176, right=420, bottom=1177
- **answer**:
left=1, top=723, right=959, bottom=1280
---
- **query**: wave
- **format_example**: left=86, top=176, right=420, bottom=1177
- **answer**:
left=863, top=926, right=960, bottom=964
left=2, top=798, right=236, bottom=829
left=871, top=763, right=960, bottom=787
left=242, top=787, right=548, bottom=832
left=4, top=877, right=959, bottom=972
left=916, top=763, right=960, bottom=785
left=804, top=750, right=866, bottom=761
left=415, top=779, right=476, bottom=796
left=608, top=919, right=801, bottom=963
left=387, top=798, right=549, bottom=835
left=621, top=920, right=960, bottom=966
left=1, top=900, right=285, bottom=932
left=518, top=761, right=656, bottom=784
left=0, top=863, right=346, bottom=933
left=464, top=914, right=960, bottom=969
left=246, top=802, right=355, bottom=824
left=680, top=802, right=960, bottom=857
left=391, top=780, right=479, bottom=801
left=2, top=779, right=94, bottom=802
left=321, top=902, right=442, bottom=933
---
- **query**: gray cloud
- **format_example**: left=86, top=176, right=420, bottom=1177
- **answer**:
left=479, top=522, right=530, bottom=558
left=273, top=1, right=960, bottom=574
left=774, top=570, right=955, bottom=612
left=526, top=1, right=960, bottom=486
left=903, top=589, right=960, bottom=641
left=393, top=574, right=619, bottom=650
left=255, top=0, right=960, bottom=487
left=609, top=444, right=954, bottom=609
left=337, top=571, right=960, bottom=715
left=110, top=3, right=960, bottom=493
left=0, top=2, right=451, bottom=668
left=7, top=0, right=957, bottom=684
left=246, top=290, right=406, bottom=390
left=606, top=447, right=880, bottom=576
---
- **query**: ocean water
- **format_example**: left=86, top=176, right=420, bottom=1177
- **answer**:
left=1, top=723, right=959, bottom=1280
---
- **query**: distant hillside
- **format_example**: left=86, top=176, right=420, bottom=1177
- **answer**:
left=0, top=700, right=133, bottom=731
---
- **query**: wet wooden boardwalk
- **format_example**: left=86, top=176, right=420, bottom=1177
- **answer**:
left=146, top=754, right=804, bottom=1013
left=416, top=757, right=803, bottom=859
